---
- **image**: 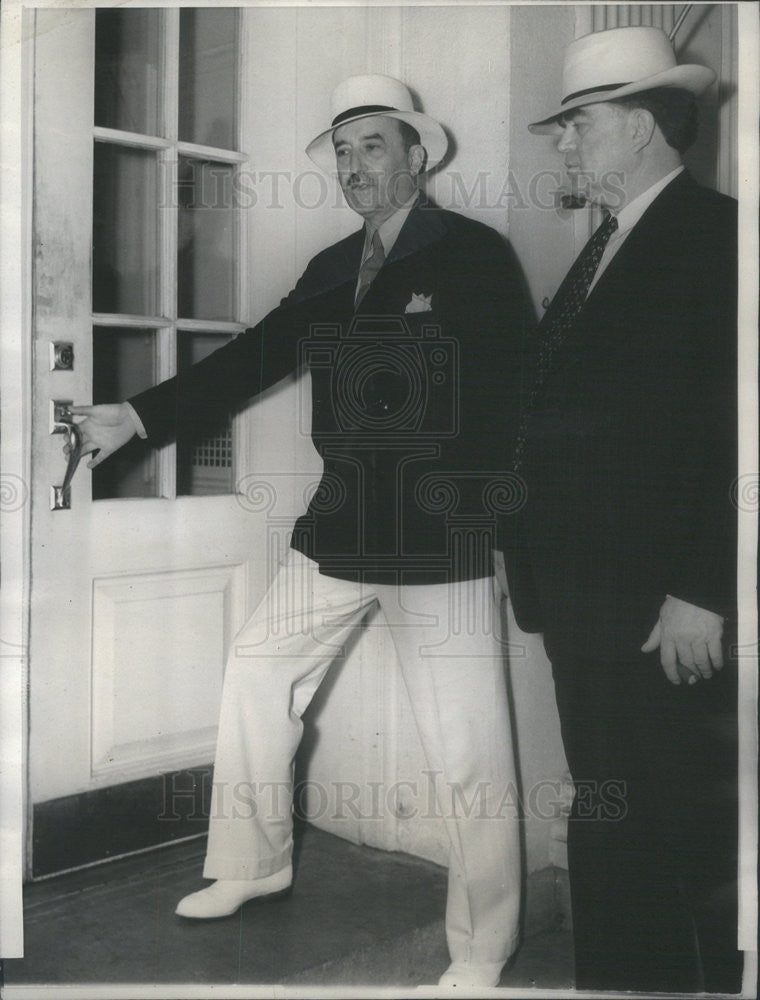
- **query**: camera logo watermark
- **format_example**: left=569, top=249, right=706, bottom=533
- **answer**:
left=731, top=473, right=759, bottom=513
left=0, top=474, right=29, bottom=513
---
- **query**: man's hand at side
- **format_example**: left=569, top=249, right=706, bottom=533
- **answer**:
left=641, top=594, right=725, bottom=685
left=67, top=404, right=138, bottom=469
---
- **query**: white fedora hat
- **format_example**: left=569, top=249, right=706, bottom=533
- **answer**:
left=306, top=74, right=448, bottom=174
left=529, top=26, right=716, bottom=133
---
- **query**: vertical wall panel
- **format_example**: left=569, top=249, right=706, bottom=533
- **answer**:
left=679, top=3, right=738, bottom=195
left=401, top=5, right=511, bottom=235
left=509, top=4, right=578, bottom=312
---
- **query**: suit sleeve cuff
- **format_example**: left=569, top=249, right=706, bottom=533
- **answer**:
left=124, top=401, right=148, bottom=439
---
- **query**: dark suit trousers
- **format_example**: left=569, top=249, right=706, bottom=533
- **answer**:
left=547, top=644, right=741, bottom=993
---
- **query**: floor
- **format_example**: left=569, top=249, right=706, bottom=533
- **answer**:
left=2, top=823, right=574, bottom=994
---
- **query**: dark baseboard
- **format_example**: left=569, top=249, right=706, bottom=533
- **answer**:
left=32, top=765, right=214, bottom=878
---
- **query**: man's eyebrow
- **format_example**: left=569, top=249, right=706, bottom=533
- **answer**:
left=560, top=110, right=589, bottom=126
left=333, top=131, right=386, bottom=147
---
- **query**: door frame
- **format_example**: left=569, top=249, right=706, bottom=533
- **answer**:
left=1, top=2, right=255, bottom=902
left=0, top=0, right=34, bottom=952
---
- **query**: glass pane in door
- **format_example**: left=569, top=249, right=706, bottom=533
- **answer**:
left=92, top=327, right=160, bottom=500
left=176, top=331, right=234, bottom=496
left=177, top=158, right=236, bottom=322
left=178, top=9, right=238, bottom=149
left=94, top=8, right=162, bottom=136
left=93, top=143, right=160, bottom=316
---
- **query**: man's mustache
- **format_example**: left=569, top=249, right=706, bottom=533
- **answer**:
left=346, top=173, right=374, bottom=189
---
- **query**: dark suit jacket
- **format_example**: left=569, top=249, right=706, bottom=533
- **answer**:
left=131, top=199, right=527, bottom=584
left=502, top=171, right=738, bottom=660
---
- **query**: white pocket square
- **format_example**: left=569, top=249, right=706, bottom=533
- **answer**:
left=404, top=292, right=433, bottom=313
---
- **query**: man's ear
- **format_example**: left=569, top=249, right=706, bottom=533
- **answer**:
left=629, top=108, right=657, bottom=153
left=408, top=144, right=427, bottom=176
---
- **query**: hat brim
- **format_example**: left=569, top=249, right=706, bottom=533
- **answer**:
left=306, top=110, right=448, bottom=174
left=528, top=63, right=716, bottom=134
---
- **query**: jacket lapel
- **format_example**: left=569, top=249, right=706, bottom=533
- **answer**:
left=582, top=170, right=695, bottom=309
left=355, top=197, right=448, bottom=313
left=531, top=171, right=697, bottom=393
left=385, top=196, right=449, bottom=265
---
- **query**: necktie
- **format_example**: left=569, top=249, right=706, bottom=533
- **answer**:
left=513, top=212, right=618, bottom=470
left=355, top=228, right=386, bottom=307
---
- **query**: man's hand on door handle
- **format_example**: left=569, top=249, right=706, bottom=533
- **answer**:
left=66, top=404, right=137, bottom=469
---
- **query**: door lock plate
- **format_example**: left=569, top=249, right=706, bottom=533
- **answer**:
left=50, top=399, right=73, bottom=434
left=50, top=485, right=71, bottom=511
left=50, top=341, right=75, bottom=371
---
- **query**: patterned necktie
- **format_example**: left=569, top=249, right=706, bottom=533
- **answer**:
left=513, top=212, right=618, bottom=470
left=355, top=228, right=386, bottom=307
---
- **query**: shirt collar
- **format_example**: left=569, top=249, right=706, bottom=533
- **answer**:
left=611, top=165, right=684, bottom=236
left=362, top=189, right=420, bottom=261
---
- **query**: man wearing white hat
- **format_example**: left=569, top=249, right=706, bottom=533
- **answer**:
left=502, top=26, right=740, bottom=992
left=71, top=75, right=527, bottom=987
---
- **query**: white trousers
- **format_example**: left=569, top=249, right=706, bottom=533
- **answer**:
left=204, top=549, right=520, bottom=969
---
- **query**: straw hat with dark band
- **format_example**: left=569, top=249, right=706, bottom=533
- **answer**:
left=529, top=26, right=716, bottom=133
left=306, top=74, right=448, bottom=173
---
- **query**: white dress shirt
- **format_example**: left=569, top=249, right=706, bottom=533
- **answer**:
left=355, top=188, right=420, bottom=297
left=587, top=165, right=684, bottom=296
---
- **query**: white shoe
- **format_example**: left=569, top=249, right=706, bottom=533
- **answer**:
left=175, top=864, right=293, bottom=919
left=438, top=960, right=503, bottom=989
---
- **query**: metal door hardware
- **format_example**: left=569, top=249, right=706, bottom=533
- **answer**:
left=51, top=399, right=74, bottom=435
left=50, top=341, right=75, bottom=371
left=50, top=404, right=84, bottom=510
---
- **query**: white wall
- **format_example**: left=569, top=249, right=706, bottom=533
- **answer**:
left=507, top=4, right=579, bottom=316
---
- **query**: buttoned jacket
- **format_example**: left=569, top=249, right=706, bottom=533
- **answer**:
left=503, top=171, right=738, bottom=658
left=131, top=199, right=527, bottom=584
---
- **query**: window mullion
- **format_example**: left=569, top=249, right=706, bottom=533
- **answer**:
left=176, top=319, right=246, bottom=334
left=157, top=8, right=180, bottom=499
left=232, top=9, right=249, bottom=487
left=91, top=313, right=171, bottom=328
left=94, top=128, right=171, bottom=151
left=161, top=8, right=179, bottom=323
left=176, top=141, right=247, bottom=164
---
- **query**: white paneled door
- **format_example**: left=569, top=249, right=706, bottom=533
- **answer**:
left=28, top=8, right=260, bottom=869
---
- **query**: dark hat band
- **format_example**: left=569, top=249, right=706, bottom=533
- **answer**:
left=331, top=104, right=397, bottom=128
left=561, top=82, right=631, bottom=105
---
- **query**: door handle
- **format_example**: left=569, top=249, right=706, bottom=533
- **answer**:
left=51, top=408, right=84, bottom=511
